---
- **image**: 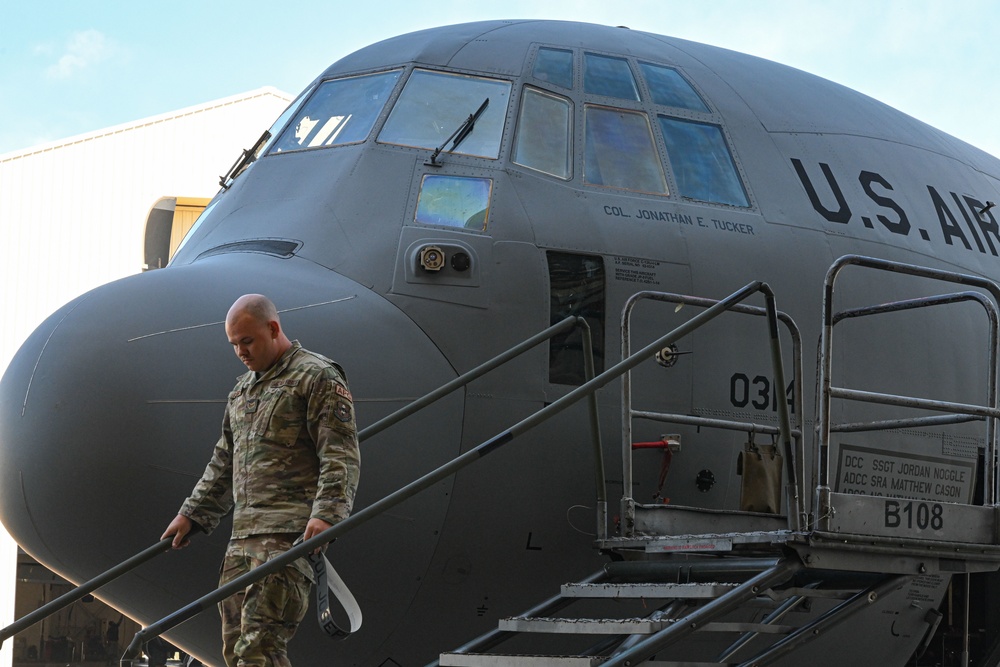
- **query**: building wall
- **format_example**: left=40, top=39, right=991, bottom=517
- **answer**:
left=0, top=87, right=293, bottom=667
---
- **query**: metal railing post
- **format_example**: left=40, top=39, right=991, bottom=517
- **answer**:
left=620, top=287, right=803, bottom=530
left=816, top=255, right=1000, bottom=524
left=762, top=284, right=801, bottom=531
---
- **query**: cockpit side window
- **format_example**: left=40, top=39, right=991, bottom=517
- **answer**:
left=378, top=69, right=511, bottom=159
left=639, top=62, right=710, bottom=113
left=658, top=116, right=749, bottom=207
left=513, top=87, right=573, bottom=179
left=269, top=70, right=401, bottom=153
left=532, top=48, right=574, bottom=89
left=584, top=53, right=640, bottom=101
left=585, top=106, right=667, bottom=195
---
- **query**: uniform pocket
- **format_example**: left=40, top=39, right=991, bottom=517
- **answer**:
left=257, top=387, right=305, bottom=445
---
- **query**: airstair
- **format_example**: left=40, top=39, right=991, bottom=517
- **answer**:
left=6, top=256, right=1000, bottom=667
left=433, top=256, right=1000, bottom=667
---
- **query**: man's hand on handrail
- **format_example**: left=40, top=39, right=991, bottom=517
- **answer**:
left=161, top=515, right=194, bottom=550
left=302, top=518, right=333, bottom=554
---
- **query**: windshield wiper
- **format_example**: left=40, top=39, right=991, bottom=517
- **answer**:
left=426, top=97, right=490, bottom=167
left=219, top=130, right=272, bottom=189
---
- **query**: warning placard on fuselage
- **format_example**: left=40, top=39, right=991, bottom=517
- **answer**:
left=836, top=444, right=976, bottom=504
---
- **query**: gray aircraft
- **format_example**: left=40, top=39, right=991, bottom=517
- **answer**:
left=3, top=18, right=1000, bottom=667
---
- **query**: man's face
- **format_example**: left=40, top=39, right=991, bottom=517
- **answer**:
left=226, top=313, right=280, bottom=372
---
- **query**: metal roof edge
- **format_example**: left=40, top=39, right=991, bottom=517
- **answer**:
left=0, top=87, right=294, bottom=163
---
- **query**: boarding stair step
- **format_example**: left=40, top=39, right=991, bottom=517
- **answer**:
left=499, top=616, right=796, bottom=636
left=440, top=653, right=730, bottom=666
left=500, top=616, right=672, bottom=634
left=561, top=582, right=739, bottom=599
left=439, top=654, right=607, bottom=666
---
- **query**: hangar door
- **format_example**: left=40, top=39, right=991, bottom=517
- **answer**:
left=143, top=196, right=210, bottom=270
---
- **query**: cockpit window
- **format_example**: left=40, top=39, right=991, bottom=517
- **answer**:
left=658, top=116, right=749, bottom=207
left=513, top=87, right=573, bottom=179
left=415, top=175, right=492, bottom=231
left=585, top=106, right=667, bottom=194
left=378, top=69, right=511, bottom=159
left=584, top=53, right=640, bottom=101
left=258, top=85, right=314, bottom=155
left=533, top=48, right=574, bottom=89
left=270, top=70, right=401, bottom=153
left=639, top=63, right=710, bottom=113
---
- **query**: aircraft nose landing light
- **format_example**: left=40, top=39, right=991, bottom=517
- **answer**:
left=419, top=245, right=446, bottom=271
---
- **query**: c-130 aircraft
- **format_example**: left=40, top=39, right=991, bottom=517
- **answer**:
left=3, top=18, right=1000, bottom=667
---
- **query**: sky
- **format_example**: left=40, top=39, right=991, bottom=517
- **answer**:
left=2, top=0, right=1000, bottom=158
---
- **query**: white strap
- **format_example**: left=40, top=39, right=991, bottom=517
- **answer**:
left=322, top=554, right=363, bottom=634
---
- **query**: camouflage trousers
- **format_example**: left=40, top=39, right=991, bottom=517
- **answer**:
left=218, top=534, right=312, bottom=667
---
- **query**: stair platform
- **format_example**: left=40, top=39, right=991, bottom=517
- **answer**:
left=601, top=530, right=792, bottom=555
left=629, top=503, right=788, bottom=539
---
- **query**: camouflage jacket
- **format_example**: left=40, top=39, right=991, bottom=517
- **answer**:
left=180, top=341, right=360, bottom=538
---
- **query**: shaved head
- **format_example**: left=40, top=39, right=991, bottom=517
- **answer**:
left=225, top=294, right=291, bottom=372
left=228, top=294, right=279, bottom=327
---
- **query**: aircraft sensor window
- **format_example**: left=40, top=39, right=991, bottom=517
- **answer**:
left=584, top=106, right=668, bottom=195
left=269, top=70, right=401, bottom=153
left=513, top=87, right=573, bottom=179
left=378, top=69, right=511, bottom=159
left=584, top=53, right=640, bottom=101
left=532, top=48, right=574, bottom=89
left=415, top=175, right=492, bottom=231
left=658, top=116, right=749, bottom=207
left=639, top=62, right=710, bottom=113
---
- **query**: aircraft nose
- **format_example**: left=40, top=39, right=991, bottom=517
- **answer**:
left=0, top=253, right=461, bottom=638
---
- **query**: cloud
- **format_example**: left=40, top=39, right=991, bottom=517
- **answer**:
left=46, top=29, right=117, bottom=80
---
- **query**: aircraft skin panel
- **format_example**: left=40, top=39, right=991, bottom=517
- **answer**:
left=664, top=31, right=966, bottom=159
left=375, top=397, right=609, bottom=656
left=326, top=21, right=701, bottom=81
left=4, top=18, right=1000, bottom=666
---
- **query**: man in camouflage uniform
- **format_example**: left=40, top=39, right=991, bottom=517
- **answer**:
left=161, top=294, right=360, bottom=667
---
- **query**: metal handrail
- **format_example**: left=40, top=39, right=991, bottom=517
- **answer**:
left=2, top=316, right=597, bottom=654
left=620, top=287, right=804, bottom=531
left=603, top=557, right=804, bottom=667
left=358, top=316, right=592, bottom=442
left=120, top=282, right=776, bottom=663
left=815, top=255, right=1000, bottom=529
left=118, top=315, right=602, bottom=664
